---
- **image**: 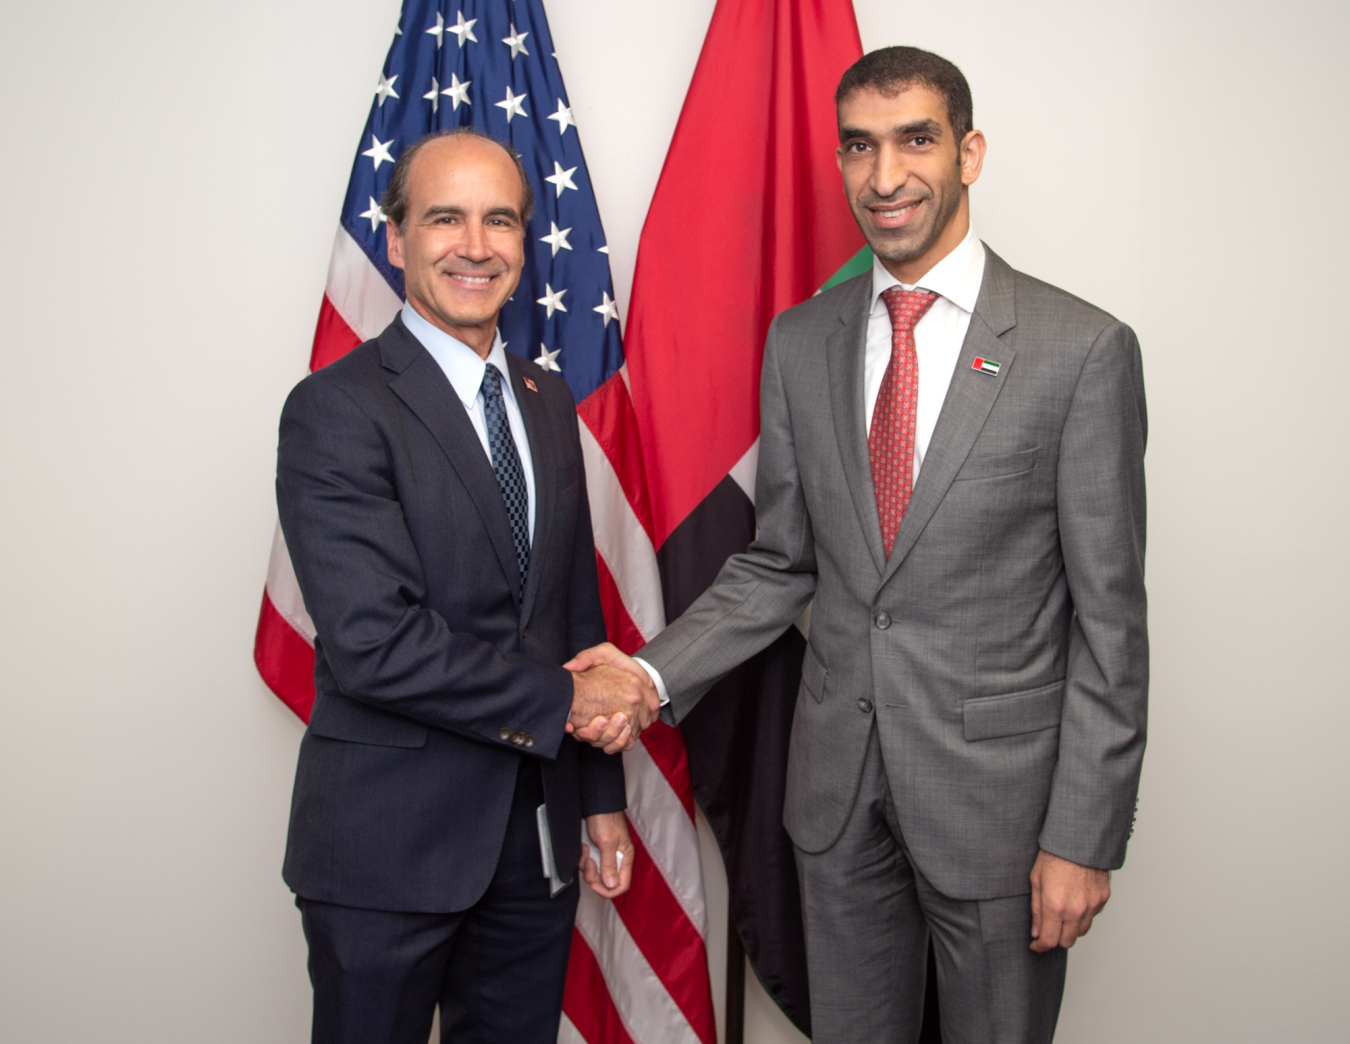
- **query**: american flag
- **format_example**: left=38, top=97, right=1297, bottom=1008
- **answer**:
left=253, top=2, right=716, bottom=1042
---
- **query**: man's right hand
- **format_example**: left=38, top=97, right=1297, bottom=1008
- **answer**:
left=568, top=659, right=658, bottom=754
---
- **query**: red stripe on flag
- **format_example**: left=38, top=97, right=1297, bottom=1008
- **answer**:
left=614, top=829, right=717, bottom=1044
left=623, top=0, right=864, bottom=547
left=309, top=294, right=363, bottom=372
left=253, top=591, right=316, bottom=722
left=595, top=553, right=648, bottom=656
left=562, top=929, right=638, bottom=1044
left=578, top=374, right=655, bottom=542
left=638, top=722, right=697, bottom=822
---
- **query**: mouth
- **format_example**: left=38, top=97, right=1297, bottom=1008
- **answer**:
left=444, top=271, right=500, bottom=290
left=867, top=199, right=924, bottom=230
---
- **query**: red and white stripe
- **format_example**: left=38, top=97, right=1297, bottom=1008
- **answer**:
left=254, top=225, right=716, bottom=1043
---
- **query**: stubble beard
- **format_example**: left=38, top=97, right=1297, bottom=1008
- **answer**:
left=855, top=165, right=963, bottom=268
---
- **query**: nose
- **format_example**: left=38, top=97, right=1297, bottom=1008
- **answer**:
left=458, top=218, right=492, bottom=262
left=871, top=141, right=910, bottom=201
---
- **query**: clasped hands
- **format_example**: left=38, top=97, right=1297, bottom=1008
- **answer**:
left=565, top=643, right=658, bottom=754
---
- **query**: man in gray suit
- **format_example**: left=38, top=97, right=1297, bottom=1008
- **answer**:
left=570, top=47, right=1147, bottom=1042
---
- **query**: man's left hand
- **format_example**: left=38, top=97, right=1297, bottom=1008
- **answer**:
left=1029, top=849, right=1111, bottom=952
left=581, top=811, right=634, bottom=899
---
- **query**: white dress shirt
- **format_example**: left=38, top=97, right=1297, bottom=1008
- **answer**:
left=637, top=228, right=987, bottom=707
left=400, top=302, right=537, bottom=541
left=865, top=224, right=986, bottom=484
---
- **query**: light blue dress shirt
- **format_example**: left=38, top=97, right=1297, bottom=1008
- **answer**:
left=400, top=302, right=537, bottom=541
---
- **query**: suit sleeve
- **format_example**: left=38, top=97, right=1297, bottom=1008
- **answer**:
left=562, top=394, right=627, bottom=816
left=276, top=373, right=573, bottom=758
left=640, top=316, right=819, bottom=724
left=1039, top=321, right=1149, bottom=870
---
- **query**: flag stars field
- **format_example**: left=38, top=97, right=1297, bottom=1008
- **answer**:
left=502, top=25, right=530, bottom=58
left=544, top=161, right=578, bottom=196
left=374, top=73, right=399, bottom=106
left=359, top=197, right=386, bottom=231
left=447, top=10, right=477, bottom=46
left=442, top=73, right=471, bottom=110
left=496, top=85, right=528, bottom=121
left=536, top=283, right=568, bottom=318
left=362, top=134, right=395, bottom=170
left=534, top=344, right=562, bottom=372
left=541, top=222, right=573, bottom=256
left=547, top=99, right=576, bottom=135
left=594, top=291, right=619, bottom=327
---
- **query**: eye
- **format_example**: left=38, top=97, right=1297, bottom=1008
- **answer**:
left=844, top=140, right=871, bottom=154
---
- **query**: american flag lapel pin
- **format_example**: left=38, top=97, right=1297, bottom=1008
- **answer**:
left=972, top=357, right=1001, bottom=376
left=523, top=376, right=539, bottom=393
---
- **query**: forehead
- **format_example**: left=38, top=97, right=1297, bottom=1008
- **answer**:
left=838, top=83, right=952, bottom=135
left=405, top=137, right=521, bottom=205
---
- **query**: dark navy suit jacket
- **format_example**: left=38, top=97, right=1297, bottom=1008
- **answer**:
left=277, top=314, right=624, bottom=913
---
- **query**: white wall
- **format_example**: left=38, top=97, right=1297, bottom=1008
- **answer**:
left=1, top=0, right=1346, bottom=1041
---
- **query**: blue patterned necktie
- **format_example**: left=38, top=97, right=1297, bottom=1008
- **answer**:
left=479, top=364, right=530, bottom=594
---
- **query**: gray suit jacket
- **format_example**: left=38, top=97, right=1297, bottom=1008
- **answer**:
left=641, top=247, right=1147, bottom=900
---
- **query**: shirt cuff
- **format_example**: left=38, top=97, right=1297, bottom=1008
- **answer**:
left=632, top=657, right=670, bottom=707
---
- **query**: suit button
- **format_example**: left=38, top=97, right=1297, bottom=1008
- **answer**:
left=524, top=736, right=535, bottom=748
left=522, top=626, right=530, bottom=638
left=499, top=728, right=512, bottom=741
left=511, top=732, right=526, bottom=746
left=874, top=612, right=891, bottom=630
left=858, top=698, right=873, bottom=713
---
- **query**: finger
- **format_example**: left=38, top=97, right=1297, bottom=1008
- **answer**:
left=592, top=716, right=628, bottom=751
left=615, top=841, right=634, bottom=894
left=572, top=717, right=609, bottom=744
left=600, top=839, right=620, bottom=890
left=1032, top=908, right=1064, bottom=953
left=578, top=849, right=600, bottom=885
left=601, top=722, right=633, bottom=755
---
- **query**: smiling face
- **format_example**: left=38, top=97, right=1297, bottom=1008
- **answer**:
left=836, top=84, right=985, bottom=284
left=385, top=135, right=526, bottom=357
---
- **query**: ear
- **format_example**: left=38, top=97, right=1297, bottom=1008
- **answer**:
left=385, top=220, right=406, bottom=270
left=959, top=129, right=987, bottom=188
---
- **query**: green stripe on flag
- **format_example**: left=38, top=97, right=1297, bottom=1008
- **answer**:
left=818, top=245, right=873, bottom=293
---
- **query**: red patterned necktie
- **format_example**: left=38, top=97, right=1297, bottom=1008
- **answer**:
left=870, top=287, right=939, bottom=558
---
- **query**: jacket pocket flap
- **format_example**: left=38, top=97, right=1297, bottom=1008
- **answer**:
left=308, top=691, right=429, bottom=748
left=963, top=680, right=1064, bottom=741
left=954, top=446, right=1039, bottom=481
left=801, top=643, right=827, bottom=703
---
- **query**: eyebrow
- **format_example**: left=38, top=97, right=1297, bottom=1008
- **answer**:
left=419, top=204, right=521, bottom=222
left=839, top=118, right=944, bottom=142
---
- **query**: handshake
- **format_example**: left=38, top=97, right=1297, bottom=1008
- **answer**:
left=565, top=643, right=660, bottom=754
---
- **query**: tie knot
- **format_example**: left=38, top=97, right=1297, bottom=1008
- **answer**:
left=880, top=287, right=940, bottom=335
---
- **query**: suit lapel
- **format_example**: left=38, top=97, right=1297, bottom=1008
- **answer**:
left=508, top=354, right=553, bottom=629
left=826, top=274, right=887, bottom=578
left=382, top=320, right=525, bottom=604
left=880, top=247, right=1018, bottom=583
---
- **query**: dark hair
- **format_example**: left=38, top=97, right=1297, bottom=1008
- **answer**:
left=835, top=46, right=974, bottom=143
left=379, top=127, right=535, bottom=232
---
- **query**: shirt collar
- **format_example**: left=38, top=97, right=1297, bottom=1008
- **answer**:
left=400, top=302, right=515, bottom=409
left=870, top=224, right=986, bottom=316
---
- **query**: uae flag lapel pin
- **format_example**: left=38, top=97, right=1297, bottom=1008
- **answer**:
left=972, top=356, right=1001, bottom=377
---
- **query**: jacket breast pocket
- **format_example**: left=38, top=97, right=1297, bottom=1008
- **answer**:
left=800, top=643, right=827, bottom=704
left=962, top=680, right=1064, bottom=741
left=953, top=446, right=1039, bottom=482
left=307, top=691, right=429, bottom=748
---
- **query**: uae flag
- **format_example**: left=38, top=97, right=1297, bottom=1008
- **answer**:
left=609, top=0, right=878, bottom=1036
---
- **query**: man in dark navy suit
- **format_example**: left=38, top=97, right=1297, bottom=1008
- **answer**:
left=276, top=128, right=659, bottom=1044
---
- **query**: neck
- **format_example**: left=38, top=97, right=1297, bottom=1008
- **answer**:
left=882, top=194, right=970, bottom=285
left=407, top=299, right=497, bottom=359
